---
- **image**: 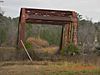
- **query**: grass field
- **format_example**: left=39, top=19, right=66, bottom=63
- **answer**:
left=0, top=47, right=100, bottom=75
left=0, top=61, right=100, bottom=75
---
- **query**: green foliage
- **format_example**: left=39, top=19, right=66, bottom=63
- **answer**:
left=77, top=13, right=83, bottom=21
left=24, top=41, right=38, bottom=59
left=61, top=43, right=80, bottom=55
left=25, top=24, right=62, bottom=46
left=0, top=29, right=7, bottom=45
left=26, top=23, right=33, bottom=38
left=24, top=42, right=33, bottom=49
left=0, top=14, right=100, bottom=55
left=40, top=26, right=62, bottom=46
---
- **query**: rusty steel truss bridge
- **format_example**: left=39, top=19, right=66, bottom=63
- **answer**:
left=17, top=8, right=78, bottom=50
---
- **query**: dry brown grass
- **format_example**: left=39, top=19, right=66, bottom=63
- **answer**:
left=0, top=61, right=99, bottom=75
left=26, top=37, right=59, bottom=55
left=35, top=46, right=59, bottom=55
left=26, top=37, right=49, bottom=48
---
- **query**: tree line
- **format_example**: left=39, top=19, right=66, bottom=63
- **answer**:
left=0, top=14, right=100, bottom=52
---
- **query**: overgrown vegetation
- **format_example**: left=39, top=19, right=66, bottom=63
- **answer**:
left=25, top=41, right=33, bottom=49
left=25, top=24, right=62, bottom=46
left=61, top=43, right=80, bottom=55
left=0, top=14, right=100, bottom=53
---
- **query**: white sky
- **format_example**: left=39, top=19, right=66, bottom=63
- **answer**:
left=1, top=0, right=100, bottom=22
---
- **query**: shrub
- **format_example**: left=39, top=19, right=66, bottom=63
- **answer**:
left=24, top=41, right=33, bottom=49
left=61, top=43, right=80, bottom=56
left=24, top=42, right=39, bottom=60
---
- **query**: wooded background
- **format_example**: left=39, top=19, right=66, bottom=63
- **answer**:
left=0, top=14, right=100, bottom=51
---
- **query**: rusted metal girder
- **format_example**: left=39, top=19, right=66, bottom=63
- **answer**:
left=63, top=11, right=78, bottom=47
left=17, top=8, right=78, bottom=50
left=23, top=8, right=74, bottom=25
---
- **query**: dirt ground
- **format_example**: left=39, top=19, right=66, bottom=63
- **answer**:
left=0, top=61, right=100, bottom=75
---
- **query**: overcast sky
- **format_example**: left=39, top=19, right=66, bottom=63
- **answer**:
left=1, top=0, right=100, bottom=22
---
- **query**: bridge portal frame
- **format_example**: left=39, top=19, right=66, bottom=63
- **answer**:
left=17, top=8, right=78, bottom=50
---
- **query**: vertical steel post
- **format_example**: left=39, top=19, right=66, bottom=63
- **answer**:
left=17, top=8, right=26, bottom=48
left=72, top=12, right=78, bottom=46
left=63, top=12, right=78, bottom=47
left=63, top=23, right=70, bottom=47
left=59, top=25, right=64, bottom=50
